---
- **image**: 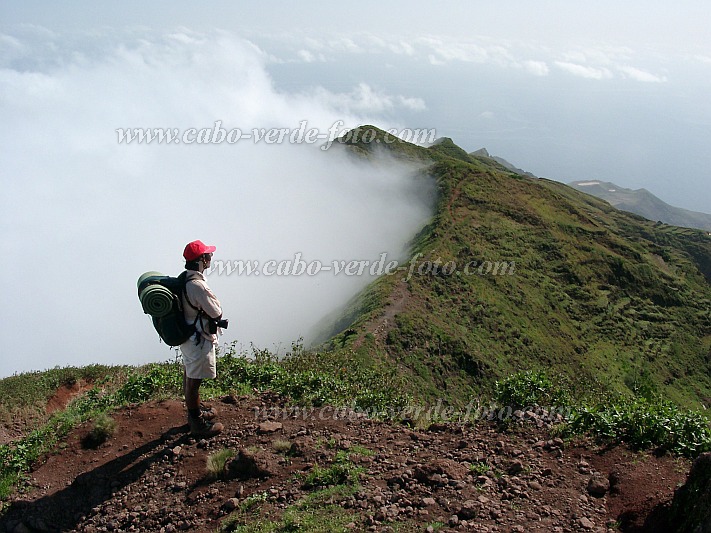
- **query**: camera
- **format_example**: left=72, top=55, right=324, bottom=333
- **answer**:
left=207, top=317, right=229, bottom=334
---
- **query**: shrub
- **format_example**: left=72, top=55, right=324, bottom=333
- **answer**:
left=494, top=370, right=568, bottom=409
left=81, top=413, right=117, bottom=449
left=112, top=364, right=180, bottom=405
left=566, top=396, right=711, bottom=457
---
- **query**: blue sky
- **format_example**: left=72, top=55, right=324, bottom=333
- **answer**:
left=1, top=1, right=709, bottom=376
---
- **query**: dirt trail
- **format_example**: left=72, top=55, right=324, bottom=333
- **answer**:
left=0, top=393, right=690, bottom=532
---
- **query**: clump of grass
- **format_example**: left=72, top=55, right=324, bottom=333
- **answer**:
left=220, top=485, right=359, bottom=532
left=206, top=448, right=237, bottom=480
left=470, top=461, right=490, bottom=475
left=301, top=450, right=364, bottom=489
left=81, top=413, right=117, bottom=449
left=111, top=363, right=182, bottom=405
left=347, top=445, right=374, bottom=457
left=218, top=492, right=269, bottom=532
left=272, top=439, right=293, bottom=455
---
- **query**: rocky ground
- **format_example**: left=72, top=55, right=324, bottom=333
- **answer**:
left=0, top=392, right=692, bottom=533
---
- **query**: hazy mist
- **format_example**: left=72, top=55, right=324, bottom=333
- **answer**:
left=2, top=2, right=710, bottom=376
left=0, top=30, right=435, bottom=377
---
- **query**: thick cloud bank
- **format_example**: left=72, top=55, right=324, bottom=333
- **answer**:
left=0, top=29, right=434, bottom=376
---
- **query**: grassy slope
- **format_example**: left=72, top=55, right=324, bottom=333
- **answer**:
left=1, top=127, right=710, bottom=517
left=322, top=127, right=711, bottom=409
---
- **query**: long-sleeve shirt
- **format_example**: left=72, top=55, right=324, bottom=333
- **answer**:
left=182, top=270, right=222, bottom=342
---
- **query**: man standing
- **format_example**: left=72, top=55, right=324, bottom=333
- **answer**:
left=181, top=240, right=225, bottom=437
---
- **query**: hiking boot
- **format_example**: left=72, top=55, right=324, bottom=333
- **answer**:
left=184, top=404, right=217, bottom=426
left=200, top=403, right=218, bottom=420
left=189, top=414, right=224, bottom=438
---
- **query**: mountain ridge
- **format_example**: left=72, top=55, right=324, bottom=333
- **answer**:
left=459, top=146, right=711, bottom=232
left=569, top=179, right=711, bottom=232
left=326, top=126, right=711, bottom=409
left=469, top=148, right=536, bottom=177
left=2, top=125, right=711, bottom=532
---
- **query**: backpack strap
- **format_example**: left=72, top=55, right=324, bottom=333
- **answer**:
left=181, top=274, right=204, bottom=344
left=183, top=279, right=200, bottom=311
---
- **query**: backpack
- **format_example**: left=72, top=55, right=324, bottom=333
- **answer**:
left=137, top=271, right=202, bottom=346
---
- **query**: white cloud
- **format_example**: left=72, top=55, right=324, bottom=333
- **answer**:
left=308, top=82, right=425, bottom=114
left=559, top=46, right=633, bottom=67
left=617, top=65, right=667, bottom=83
left=0, top=32, right=24, bottom=57
left=266, top=32, right=646, bottom=82
left=273, top=31, right=680, bottom=89
left=522, top=60, right=549, bottom=76
left=560, top=50, right=589, bottom=64
left=427, top=53, right=445, bottom=66
left=554, top=61, right=613, bottom=80
left=328, top=37, right=361, bottom=54
left=0, top=28, right=435, bottom=377
left=296, top=49, right=325, bottom=63
left=419, top=37, right=505, bottom=65
left=391, top=40, right=416, bottom=56
left=554, top=53, right=667, bottom=83
left=397, top=95, right=426, bottom=111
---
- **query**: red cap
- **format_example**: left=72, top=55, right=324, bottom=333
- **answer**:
left=183, top=240, right=216, bottom=261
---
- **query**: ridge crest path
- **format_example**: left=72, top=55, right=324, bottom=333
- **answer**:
left=0, top=393, right=689, bottom=532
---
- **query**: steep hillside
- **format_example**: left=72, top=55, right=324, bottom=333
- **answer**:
left=322, top=127, right=711, bottom=409
left=2, top=126, right=711, bottom=533
left=569, top=180, right=711, bottom=232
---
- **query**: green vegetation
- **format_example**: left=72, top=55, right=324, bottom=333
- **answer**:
left=219, top=492, right=269, bottom=532
left=0, top=344, right=403, bottom=501
left=469, top=461, right=491, bottom=475
left=206, top=448, right=238, bottom=480
left=494, top=370, right=571, bottom=409
left=271, top=439, right=293, bottom=455
left=206, top=343, right=409, bottom=414
left=494, top=370, right=711, bottom=458
left=219, top=486, right=358, bottom=533
left=219, top=448, right=368, bottom=532
left=0, top=364, right=127, bottom=429
left=321, top=126, right=711, bottom=413
left=81, top=413, right=117, bottom=449
left=566, top=396, right=711, bottom=457
left=1, top=126, right=710, bottom=526
left=299, top=448, right=367, bottom=489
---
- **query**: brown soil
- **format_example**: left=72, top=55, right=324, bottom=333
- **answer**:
left=0, top=393, right=691, bottom=533
left=46, top=380, right=93, bottom=415
left=0, top=424, right=25, bottom=447
left=0, top=381, right=95, bottom=447
left=0, top=428, right=10, bottom=448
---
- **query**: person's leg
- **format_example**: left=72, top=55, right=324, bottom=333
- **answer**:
left=182, top=342, right=223, bottom=437
left=184, top=371, right=202, bottom=414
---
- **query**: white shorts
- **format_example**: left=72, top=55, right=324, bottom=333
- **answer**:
left=180, top=336, right=217, bottom=379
